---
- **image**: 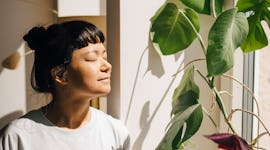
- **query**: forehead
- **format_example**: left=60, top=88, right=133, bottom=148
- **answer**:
left=73, top=43, right=106, bottom=55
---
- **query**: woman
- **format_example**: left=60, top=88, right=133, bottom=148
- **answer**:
left=0, top=20, right=130, bottom=150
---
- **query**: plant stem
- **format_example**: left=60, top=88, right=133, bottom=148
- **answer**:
left=178, top=10, right=207, bottom=56
left=252, top=132, right=268, bottom=146
left=222, top=74, right=260, bottom=140
left=212, top=87, right=236, bottom=133
left=196, top=69, right=236, bottom=133
left=222, top=74, right=260, bottom=117
left=219, top=91, right=233, bottom=97
left=195, top=69, right=210, bottom=86
left=229, top=109, right=270, bottom=136
left=210, top=0, right=217, bottom=18
left=172, top=58, right=206, bottom=77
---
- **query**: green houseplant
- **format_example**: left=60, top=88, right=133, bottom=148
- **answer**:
left=149, top=0, right=270, bottom=149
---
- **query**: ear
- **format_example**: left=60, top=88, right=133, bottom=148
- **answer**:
left=51, top=66, right=68, bottom=85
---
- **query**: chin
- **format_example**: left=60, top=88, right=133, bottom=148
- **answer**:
left=98, top=87, right=111, bottom=96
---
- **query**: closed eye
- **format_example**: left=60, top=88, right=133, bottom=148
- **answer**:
left=85, top=59, right=96, bottom=62
left=85, top=52, right=98, bottom=61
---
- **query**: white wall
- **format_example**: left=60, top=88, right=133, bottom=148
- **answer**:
left=57, top=0, right=106, bottom=17
left=0, top=0, right=56, bottom=129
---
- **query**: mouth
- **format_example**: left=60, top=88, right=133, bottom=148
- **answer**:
left=98, top=76, right=111, bottom=82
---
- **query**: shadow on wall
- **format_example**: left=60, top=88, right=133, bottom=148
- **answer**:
left=124, top=39, right=166, bottom=124
left=126, top=37, right=185, bottom=149
left=0, top=110, right=24, bottom=129
left=132, top=101, right=151, bottom=150
left=144, top=39, right=165, bottom=78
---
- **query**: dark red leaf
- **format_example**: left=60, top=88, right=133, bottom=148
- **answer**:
left=204, top=133, right=252, bottom=150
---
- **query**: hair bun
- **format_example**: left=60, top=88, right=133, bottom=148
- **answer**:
left=23, top=26, right=47, bottom=50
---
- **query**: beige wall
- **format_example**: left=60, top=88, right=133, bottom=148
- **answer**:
left=255, top=22, right=270, bottom=149
left=0, top=0, right=56, bottom=128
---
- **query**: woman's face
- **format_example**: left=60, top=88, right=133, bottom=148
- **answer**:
left=66, top=42, right=111, bottom=98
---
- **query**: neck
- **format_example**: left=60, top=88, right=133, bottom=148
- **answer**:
left=43, top=95, right=92, bottom=129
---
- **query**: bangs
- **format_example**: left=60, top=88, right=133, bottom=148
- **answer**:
left=76, top=27, right=105, bottom=49
left=62, top=20, right=105, bottom=50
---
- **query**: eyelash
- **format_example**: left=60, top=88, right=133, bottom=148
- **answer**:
left=85, top=57, right=107, bottom=62
left=86, top=59, right=96, bottom=62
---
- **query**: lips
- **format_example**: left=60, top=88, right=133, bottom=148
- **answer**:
left=98, top=76, right=111, bottom=81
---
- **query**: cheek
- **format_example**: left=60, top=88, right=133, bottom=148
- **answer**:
left=68, top=65, right=97, bottom=84
left=77, top=67, right=97, bottom=84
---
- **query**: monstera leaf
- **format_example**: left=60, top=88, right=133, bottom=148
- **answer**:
left=237, top=0, right=270, bottom=53
left=150, top=2, right=200, bottom=55
left=206, top=8, right=249, bottom=76
left=156, top=66, right=203, bottom=150
left=180, top=0, right=224, bottom=15
left=156, top=104, right=203, bottom=150
left=171, top=66, right=199, bottom=115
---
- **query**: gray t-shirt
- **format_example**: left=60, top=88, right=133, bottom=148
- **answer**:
left=0, top=107, right=130, bottom=150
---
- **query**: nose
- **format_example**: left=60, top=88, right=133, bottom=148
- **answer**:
left=100, top=59, right=112, bottom=73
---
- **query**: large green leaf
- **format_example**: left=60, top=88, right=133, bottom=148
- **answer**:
left=150, top=2, right=200, bottom=55
left=206, top=8, right=249, bottom=76
left=180, top=0, right=223, bottom=15
left=156, top=104, right=203, bottom=150
left=171, top=66, right=199, bottom=115
left=156, top=66, right=202, bottom=150
left=180, top=104, right=203, bottom=145
left=237, top=0, right=270, bottom=52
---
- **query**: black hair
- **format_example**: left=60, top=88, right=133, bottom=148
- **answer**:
left=23, top=20, right=105, bottom=93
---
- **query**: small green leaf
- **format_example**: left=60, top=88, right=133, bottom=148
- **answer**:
left=156, top=104, right=203, bottom=150
left=180, top=0, right=223, bottom=15
left=240, top=15, right=268, bottom=53
left=206, top=8, right=249, bottom=76
left=236, top=0, right=261, bottom=12
left=150, top=2, right=200, bottom=55
left=180, top=0, right=210, bottom=14
left=172, top=66, right=199, bottom=115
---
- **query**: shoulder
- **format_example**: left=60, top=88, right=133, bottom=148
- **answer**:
left=0, top=117, right=30, bottom=147
left=0, top=109, right=45, bottom=136
left=91, top=107, right=130, bottom=148
left=0, top=110, right=37, bottom=150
